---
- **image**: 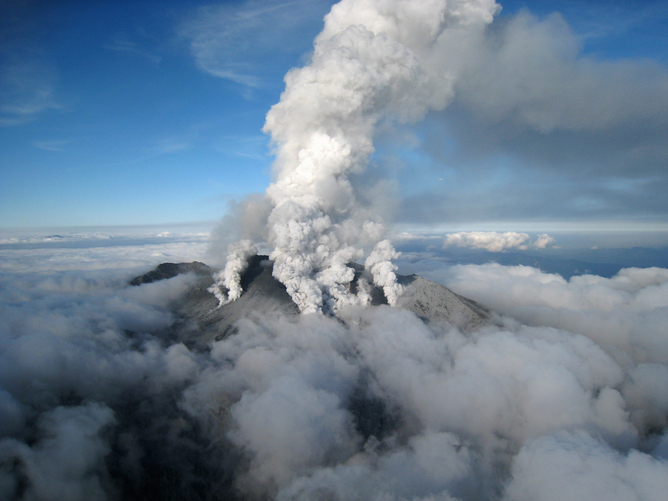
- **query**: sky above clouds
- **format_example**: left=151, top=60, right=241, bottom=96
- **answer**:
left=1, top=0, right=667, bottom=241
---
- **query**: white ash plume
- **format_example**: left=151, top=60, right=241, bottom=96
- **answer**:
left=223, top=0, right=499, bottom=313
left=210, top=240, right=257, bottom=306
left=365, top=239, right=403, bottom=306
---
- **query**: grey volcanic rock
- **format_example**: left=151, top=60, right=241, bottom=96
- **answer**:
left=175, top=255, right=300, bottom=348
left=130, top=261, right=212, bottom=285
left=396, top=275, right=488, bottom=330
left=132, top=256, right=488, bottom=348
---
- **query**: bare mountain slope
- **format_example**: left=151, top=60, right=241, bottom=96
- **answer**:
left=132, top=256, right=488, bottom=348
left=395, top=275, right=488, bottom=330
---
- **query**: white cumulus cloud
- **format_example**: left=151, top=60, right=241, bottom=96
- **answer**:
left=443, top=231, right=554, bottom=251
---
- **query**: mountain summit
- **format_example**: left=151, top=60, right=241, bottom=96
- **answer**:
left=132, top=256, right=488, bottom=349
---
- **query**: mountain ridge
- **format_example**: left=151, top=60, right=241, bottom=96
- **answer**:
left=131, top=256, right=489, bottom=349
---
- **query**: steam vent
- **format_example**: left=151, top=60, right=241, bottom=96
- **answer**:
left=132, top=257, right=489, bottom=349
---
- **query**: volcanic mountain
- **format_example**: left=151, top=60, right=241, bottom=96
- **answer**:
left=133, top=256, right=489, bottom=349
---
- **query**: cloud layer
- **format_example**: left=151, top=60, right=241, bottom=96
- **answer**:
left=1, top=237, right=667, bottom=500
left=443, top=231, right=555, bottom=252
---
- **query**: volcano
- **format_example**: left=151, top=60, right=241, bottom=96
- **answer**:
left=132, top=256, right=489, bottom=349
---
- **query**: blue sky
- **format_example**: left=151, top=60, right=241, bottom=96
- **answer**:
left=1, top=0, right=667, bottom=237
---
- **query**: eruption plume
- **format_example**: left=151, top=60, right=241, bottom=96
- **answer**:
left=212, top=0, right=500, bottom=313
left=210, top=240, right=258, bottom=305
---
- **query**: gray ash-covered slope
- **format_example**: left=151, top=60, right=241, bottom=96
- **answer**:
left=396, top=274, right=488, bottom=328
left=174, top=256, right=301, bottom=348
left=133, top=256, right=488, bottom=348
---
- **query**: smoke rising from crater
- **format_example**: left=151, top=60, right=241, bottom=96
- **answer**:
left=213, top=0, right=500, bottom=313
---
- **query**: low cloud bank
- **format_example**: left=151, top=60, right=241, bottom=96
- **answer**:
left=443, top=231, right=555, bottom=252
left=0, top=231, right=208, bottom=273
left=432, top=264, right=668, bottom=367
left=0, top=242, right=666, bottom=500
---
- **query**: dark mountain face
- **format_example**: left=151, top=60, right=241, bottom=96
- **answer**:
left=130, top=261, right=212, bottom=286
left=132, top=256, right=489, bottom=350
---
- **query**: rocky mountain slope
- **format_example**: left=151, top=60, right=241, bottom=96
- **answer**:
left=132, top=256, right=489, bottom=349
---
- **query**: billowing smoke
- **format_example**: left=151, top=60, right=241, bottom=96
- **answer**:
left=210, top=240, right=258, bottom=305
left=212, top=0, right=500, bottom=313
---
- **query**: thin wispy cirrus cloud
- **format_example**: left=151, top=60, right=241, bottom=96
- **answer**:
left=551, top=0, right=668, bottom=58
left=179, top=0, right=335, bottom=89
left=0, top=2, right=64, bottom=127
left=0, top=58, right=62, bottom=126
left=152, top=135, right=193, bottom=155
left=32, top=139, right=73, bottom=152
left=104, top=33, right=163, bottom=66
left=212, top=134, right=271, bottom=161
